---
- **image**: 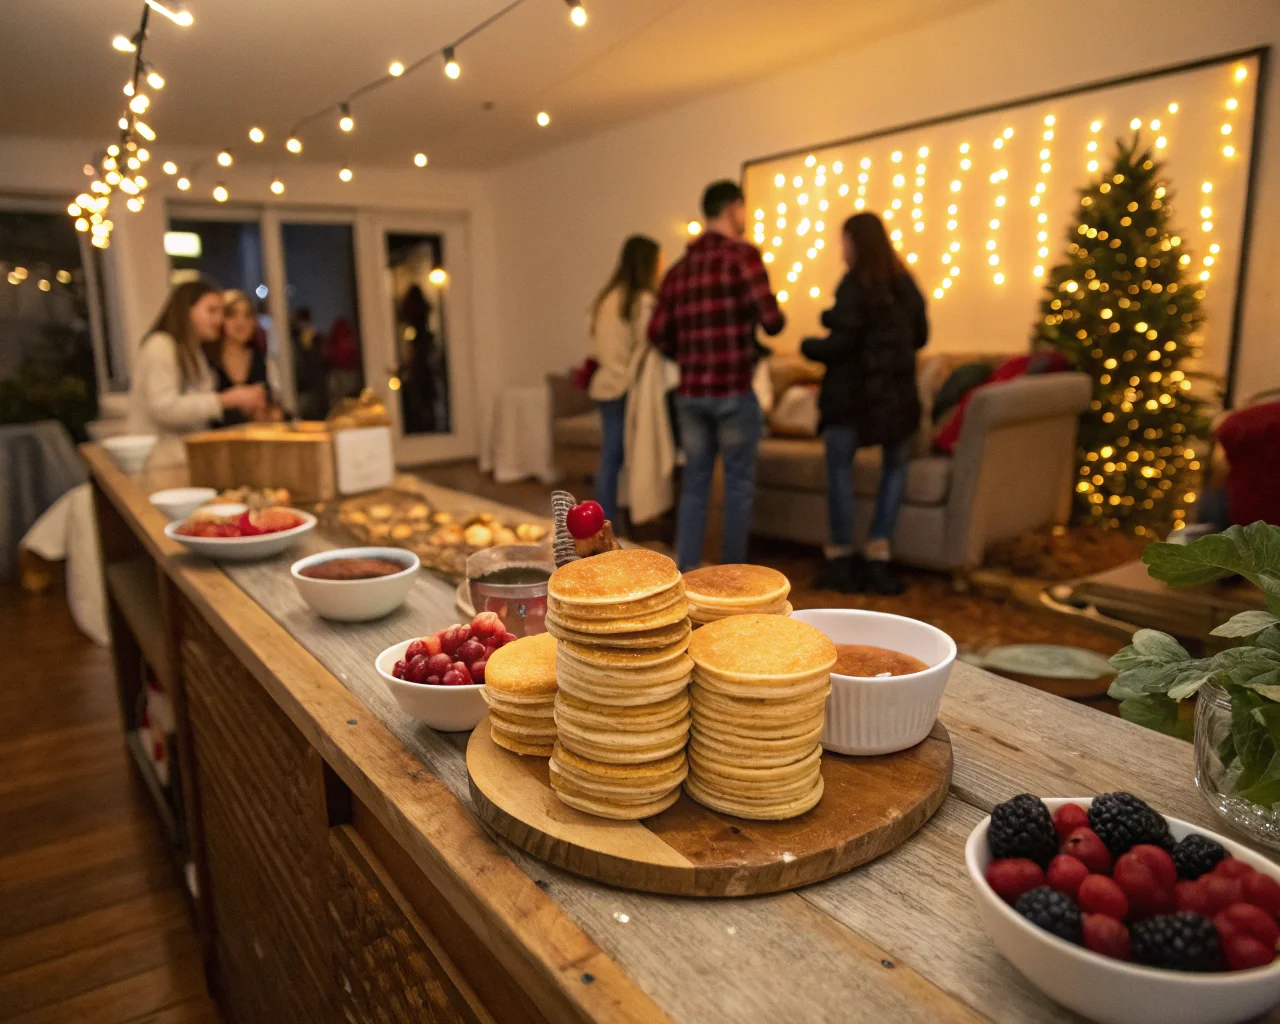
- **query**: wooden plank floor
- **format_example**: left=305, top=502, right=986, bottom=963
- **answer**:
left=0, top=582, right=221, bottom=1024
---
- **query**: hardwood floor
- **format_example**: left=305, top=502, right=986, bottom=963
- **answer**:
left=0, top=583, right=219, bottom=1024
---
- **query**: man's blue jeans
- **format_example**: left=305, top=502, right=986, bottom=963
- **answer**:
left=594, top=396, right=626, bottom=525
left=673, top=392, right=762, bottom=570
left=823, top=426, right=914, bottom=549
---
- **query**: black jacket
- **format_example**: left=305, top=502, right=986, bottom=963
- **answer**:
left=800, top=270, right=928, bottom=446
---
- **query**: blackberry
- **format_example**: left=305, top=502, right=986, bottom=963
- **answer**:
left=989, top=794, right=1058, bottom=867
left=1131, top=912, right=1222, bottom=971
left=1172, top=834, right=1227, bottom=880
left=1088, top=792, right=1172, bottom=857
left=1014, top=886, right=1082, bottom=944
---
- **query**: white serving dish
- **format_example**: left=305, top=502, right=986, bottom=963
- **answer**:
left=375, top=638, right=487, bottom=732
left=967, top=797, right=1280, bottom=1024
left=149, top=487, right=217, bottom=521
left=102, top=434, right=157, bottom=474
left=291, top=547, right=419, bottom=622
left=164, top=504, right=316, bottom=561
left=791, top=608, right=955, bottom=755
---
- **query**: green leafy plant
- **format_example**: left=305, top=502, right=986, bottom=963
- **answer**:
left=1108, top=522, right=1280, bottom=802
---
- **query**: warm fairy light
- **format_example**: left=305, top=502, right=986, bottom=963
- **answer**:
left=1130, top=117, right=1142, bottom=129
left=687, top=220, right=702, bottom=235
left=217, top=150, right=233, bottom=167
left=809, top=286, right=820, bottom=298
left=1235, top=65, right=1248, bottom=81
left=1090, top=120, right=1102, bottom=132
left=536, top=111, right=551, bottom=127
left=444, top=47, right=460, bottom=78
left=1221, top=123, right=1233, bottom=135
left=891, top=151, right=902, bottom=162
left=568, top=0, right=588, bottom=27
left=339, top=167, right=353, bottom=182
left=804, top=155, right=816, bottom=168
left=176, top=177, right=190, bottom=190
left=1226, top=98, right=1239, bottom=111
left=778, top=290, right=788, bottom=302
left=1168, top=102, right=1178, bottom=113
left=270, top=178, right=285, bottom=195
left=774, top=173, right=785, bottom=187
left=129, top=93, right=149, bottom=113
left=339, top=105, right=355, bottom=131
left=249, top=127, right=265, bottom=143
left=1223, top=145, right=1235, bottom=158
left=213, top=184, right=229, bottom=202
left=135, top=121, right=155, bottom=140
left=112, top=35, right=136, bottom=52
left=287, top=136, right=303, bottom=154
left=414, top=152, right=428, bottom=167
left=993, top=272, right=1005, bottom=284
left=389, top=60, right=405, bottom=77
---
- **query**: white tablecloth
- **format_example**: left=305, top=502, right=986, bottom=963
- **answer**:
left=484, top=384, right=559, bottom=485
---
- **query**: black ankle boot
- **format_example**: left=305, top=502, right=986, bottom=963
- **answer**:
left=814, top=555, right=867, bottom=593
left=863, top=560, right=905, bottom=596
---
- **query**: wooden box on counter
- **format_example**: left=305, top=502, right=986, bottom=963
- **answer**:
left=185, top=423, right=336, bottom=504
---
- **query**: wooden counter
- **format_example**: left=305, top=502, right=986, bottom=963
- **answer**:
left=83, top=444, right=1276, bottom=1024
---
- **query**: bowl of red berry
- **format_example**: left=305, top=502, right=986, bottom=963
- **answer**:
left=165, top=504, right=316, bottom=561
left=967, top=793, right=1280, bottom=1024
left=376, top=612, right=517, bottom=731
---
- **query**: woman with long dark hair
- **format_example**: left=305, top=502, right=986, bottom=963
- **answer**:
left=587, top=235, right=662, bottom=525
left=126, top=278, right=265, bottom=462
left=210, top=289, right=276, bottom=425
left=801, top=212, right=928, bottom=594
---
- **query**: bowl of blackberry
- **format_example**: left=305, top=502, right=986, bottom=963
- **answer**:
left=966, top=793, right=1280, bottom=1024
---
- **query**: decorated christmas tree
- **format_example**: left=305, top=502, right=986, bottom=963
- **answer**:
left=1034, top=134, right=1209, bottom=536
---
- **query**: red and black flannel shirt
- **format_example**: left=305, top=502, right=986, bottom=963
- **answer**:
left=648, top=231, right=785, bottom=398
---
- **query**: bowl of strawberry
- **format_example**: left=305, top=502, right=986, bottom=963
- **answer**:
left=165, top=504, right=316, bottom=561
left=967, top=793, right=1280, bottom=1024
left=375, top=612, right=517, bottom=731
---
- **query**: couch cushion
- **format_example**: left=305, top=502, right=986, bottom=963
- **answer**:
left=552, top=410, right=601, bottom=448
left=756, top=436, right=951, bottom=506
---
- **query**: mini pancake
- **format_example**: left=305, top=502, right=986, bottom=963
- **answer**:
left=483, top=632, right=558, bottom=697
left=682, top=564, right=790, bottom=608
left=688, top=761, right=821, bottom=800
left=491, top=725, right=555, bottom=757
left=557, top=637, right=690, bottom=670
left=481, top=689, right=555, bottom=717
left=558, top=651, right=695, bottom=688
left=483, top=702, right=554, bottom=728
left=689, top=729, right=823, bottom=769
left=554, top=690, right=689, bottom=732
left=557, top=723, right=690, bottom=765
left=546, top=616, right=691, bottom=649
left=490, top=713, right=558, bottom=743
left=546, top=598, right=690, bottom=635
left=689, top=599, right=792, bottom=624
left=548, top=548, right=682, bottom=606
left=692, top=667, right=832, bottom=702
left=549, top=587, right=686, bottom=622
left=550, top=786, right=681, bottom=820
left=683, top=773, right=823, bottom=821
left=550, top=768, right=685, bottom=804
left=688, top=614, right=836, bottom=683
left=686, top=742, right=822, bottom=782
left=689, top=681, right=829, bottom=718
left=551, top=742, right=686, bottom=781
left=557, top=668, right=691, bottom=708
left=690, top=706, right=825, bottom=742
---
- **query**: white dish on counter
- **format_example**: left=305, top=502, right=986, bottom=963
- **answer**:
left=790, top=608, right=955, bottom=755
left=290, top=547, right=419, bottom=622
left=164, top=504, right=316, bottom=561
left=102, top=434, right=157, bottom=474
left=375, top=638, right=487, bottom=732
left=967, top=797, right=1280, bottom=1024
left=149, top=487, right=217, bottom=521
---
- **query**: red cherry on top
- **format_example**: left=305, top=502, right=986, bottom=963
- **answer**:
left=566, top=500, right=605, bottom=539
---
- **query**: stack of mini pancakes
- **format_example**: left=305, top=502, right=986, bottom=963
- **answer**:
left=480, top=632, right=559, bottom=756
left=686, top=614, right=836, bottom=820
left=683, top=564, right=792, bottom=627
left=545, top=549, right=693, bottom=819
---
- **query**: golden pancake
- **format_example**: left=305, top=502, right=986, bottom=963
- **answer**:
left=689, top=614, right=836, bottom=682
left=690, top=729, right=823, bottom=768
left=491, top=726, right=554, bottom=757
left=689, top=599, right=792, bottom=623
left=688, top=761, right=821, bottom=800
left=483, top=701, right=554, bottom=727
left=689, top=685, right=828, bottom=730
left=687, top=741, right=822, bottom=782
left=557, top=636, right=690, bottom=669
left=684, top=773, right=823, bottom=820
left=557, top=718, right=690, bottom=764
left=551, top=742, right=686, bottom=781
left=546, top=616, right=691, bottom=649
left=682, top=564, right=790, bottom=607
left=691, top=706, right=825, bottom=741
left=557, top=668, right=691, bottom=708
left=550, top=786, right=681, bottom=820
left=481, top=689, right=555, bottom=718
left=692, top=667, right=832, bottom=702
left=550, top=767, right=685, bottom=804
left=483, top=632, right=558, bottom=696
left=548, top=548, right=682, bottom=606
left=490, top=715, right=558, bottom=744
left=558, top=650, right=694, bottom=687
left=549, top=587, right=686, bottom=621
left=554, top=690, right=690, bottom=732
left=546, top=599, right=690, bottom=635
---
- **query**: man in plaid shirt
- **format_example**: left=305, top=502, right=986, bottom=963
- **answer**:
left=650, top=180, right=784, bottom=569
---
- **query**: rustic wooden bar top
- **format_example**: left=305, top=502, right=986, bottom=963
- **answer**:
left=83, top=444, right=1277, bottom=1024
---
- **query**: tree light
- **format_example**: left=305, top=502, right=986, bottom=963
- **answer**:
left=176, top=177, right=190, bottom=191
left=339, top=167, right=353, bottom=182
left=567, top=0, right=587, bottom=27
left=270, top=178, right=285, bottom=195
left=339, top=104, right=354, bottom=131
left=147, top=71, right=165, bottom=90
left=443, top=47, right=460, bottom=79
left=213, top=184, right=229, bottom=202
left=112, top=35, right=136, bottom=52
left=286, top=136, right=303, bottom=154
left=388, top=61, right=405, bottom=77
left=414, top=152, right=428, bottom=167
left=536, top=111, right=551, bottom=127
left=129, top=93, right=149, bottom=113
left=217, top=150, right=233, bottom=167
left=249, top=127, right=265, bottom=143
left=136, top=121, right=155, bottom=141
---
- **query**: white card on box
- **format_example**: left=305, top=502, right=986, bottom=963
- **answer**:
left=334, top=426, right=394, bottom=494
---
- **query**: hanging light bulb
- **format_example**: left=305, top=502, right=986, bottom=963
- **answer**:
left=217, top=150, right=233, bottom=167
left=135, top=122, right=155, bottom=141
left=213, top=184, right=229, bottom=202
left=129, top=93, right=150, bottom=113
left=428, top=268, right=448, bottom=285
left=127, top=156, right=141, bottom=170
left=118, top=117, right=129, bottom=131
left=145, top=1, right=193, bottom=27
left=339, top=167, right=353, bottom=182
left=135, top=174, right=147, bottom=188
left=388, top=60, right=405, bottom=77
left=249, top=127, right=265, bottom=143
left=176, top=177, right=190, bottom=191
left=105, top=170, right=122, bottom=185
left=146, top=70, right=165, bottom=90
left=443, top=47, right=460, bottom=79
left=286, top=136, right=302, bottom=154
left=68, top=202, right=82, bottom=217
left=107, top=144, right=120, bottom=157
left=536, top=111, right=551, bottom=127
left=566, top=0, right=588, bottom=27
left=413, top=152, right=428, bottom=167
left=338, top=103, right=354, bottom=132
left=270, top=178, right=285, bottom=195
left=162, top=160, right=177, bottom=175
left=112, top=35, right=137, bottom=52
left=137, top=148, right=150, bottom=162
left=126, top=197, right=143, bottom=212
left=123, top=81, right=135, bottom=97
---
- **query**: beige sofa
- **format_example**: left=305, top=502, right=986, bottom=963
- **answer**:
left=550, top=355, right=1091, bottom=572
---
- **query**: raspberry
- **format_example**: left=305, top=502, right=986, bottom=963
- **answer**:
left=1130, top=844, right=1178, bottom=890
left=1047, top=855, right=1090, bottom=898
left=1131, top=912, right=1222, bottom=971
left=1223, top=934, right=1275, bottom=971
left=1053, top=803, right=1090, bottom=842
left=1242, top=871, right=1280, bottom=916
left=986, top=858, right=1046, bottom=905
left=1083, top=913, right=1132, bottom=960
left=1114, top=852, right=1172, bottom=918
left=1214, top=858, right=1255, bottom=881
left=1015, top=886, right=1082, bottom=944
left=1061, top=827, right=1112, bottom=874
left=1088, top=792, right=1172, bottom=857
left=470, top=611, right=503, bottom=637
left=1174, top=879, right=1213, bottom=916
left=1172, top=834, right=1226, bottom=880
left=989, top=795, right=1058, bottom=867
left=1204, top=875, right=1244, bottom=916
left=1078, top=874, right=1129, bottom=919
left=1214, top=903, right=1280, bottom=950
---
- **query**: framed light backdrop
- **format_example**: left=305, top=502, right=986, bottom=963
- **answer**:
left=742, top=50, right=1262, bottom=395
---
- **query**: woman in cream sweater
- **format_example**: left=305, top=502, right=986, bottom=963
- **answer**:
left=126, top=279, right=265, bottom=464
left=587, top=235, right=661, bottom=526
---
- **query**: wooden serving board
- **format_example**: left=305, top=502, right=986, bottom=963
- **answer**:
left=467, top=719, right=952, bottom=897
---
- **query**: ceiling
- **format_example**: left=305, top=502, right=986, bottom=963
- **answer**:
left=0, top=0, right=993, bottom=171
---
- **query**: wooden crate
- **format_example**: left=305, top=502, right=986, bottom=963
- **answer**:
left=185, top=424, right=336, bottom=504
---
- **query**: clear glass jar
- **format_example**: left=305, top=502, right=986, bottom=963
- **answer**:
left=1194, top=680, right=1280, bottom=850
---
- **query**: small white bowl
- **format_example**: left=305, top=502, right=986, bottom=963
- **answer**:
left=791, top=608, right=955, bottom=755
left=375, top=638, right=487, bottom=732
left=967, top=797, right=1280, bottom=1024
left=164, top=505, right=316, bottom=561
left=102, top=434, right=157, bottom=474
left=149, top=487, right=217, bottom=521
left=291, top=548, right=419, bottom=622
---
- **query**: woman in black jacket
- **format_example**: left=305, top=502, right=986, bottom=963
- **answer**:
left=801, top=212, right=928, bottom=594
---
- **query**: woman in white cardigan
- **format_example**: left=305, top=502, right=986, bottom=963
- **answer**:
left=126, top=279, right=266, bottom=464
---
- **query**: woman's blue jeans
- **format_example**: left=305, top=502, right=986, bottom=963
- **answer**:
left=595, top=396, right=627, bottom=525
left=823, top=426, right=914, bottom=547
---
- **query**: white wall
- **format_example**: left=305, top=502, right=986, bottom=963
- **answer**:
left=488, top=0, right=1280, bottom=404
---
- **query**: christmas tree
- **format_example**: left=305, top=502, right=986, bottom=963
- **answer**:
left=1034, top=133, right=1209, bottom=536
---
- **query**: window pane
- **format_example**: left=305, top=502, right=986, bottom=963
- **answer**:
left=386, top=232, right=451, bottom=434
left=281, top=222, right=363, bottom=420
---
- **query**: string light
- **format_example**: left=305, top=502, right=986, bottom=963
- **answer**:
left=566, top=0, right=587, bottom=27
left=112, top=35, right=136, bottom=52
left=176, top=177, right=190, bottom=190
left=687, top=220, right=702, bottom=235
left=144, top=1, right=194, bottom=27
left=388, top=61, right=405, bottom=77
left=339, top=167, right=353, bottom=182
left=339, top=103, right=354, bottom=132
left=286, top=136, right=303, bottom=154
left=429, top=268, right=448, bottom=285
left=536, top=111, right=551, bottom=127
left=444, top=47, right=461, bottom=79
left=249, top=126, right=265, bottom=143
left=213, top=184, right=229, bottom=202
left=217, top=150, right=233, bottom=167
left=270, top=178, right=285, bottom=195
left=414, top=152, right=429, bottom=167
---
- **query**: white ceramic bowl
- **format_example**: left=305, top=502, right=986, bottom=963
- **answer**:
left=102, top=434, right=157, bottom=474
left=791, top=608, right=955, bottom=755
left=149, top=487, right=217, bottom=521
left=164, top=504, right=316, bottom=561
left=967, top=797, right=1280, bottom=1024
left=291, top=547, right=420, bottom=622
left=375, top=638, right=487, bottom=732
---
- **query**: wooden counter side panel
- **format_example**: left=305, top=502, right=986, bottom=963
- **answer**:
left=179, top=598, right=334, bottom=1023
